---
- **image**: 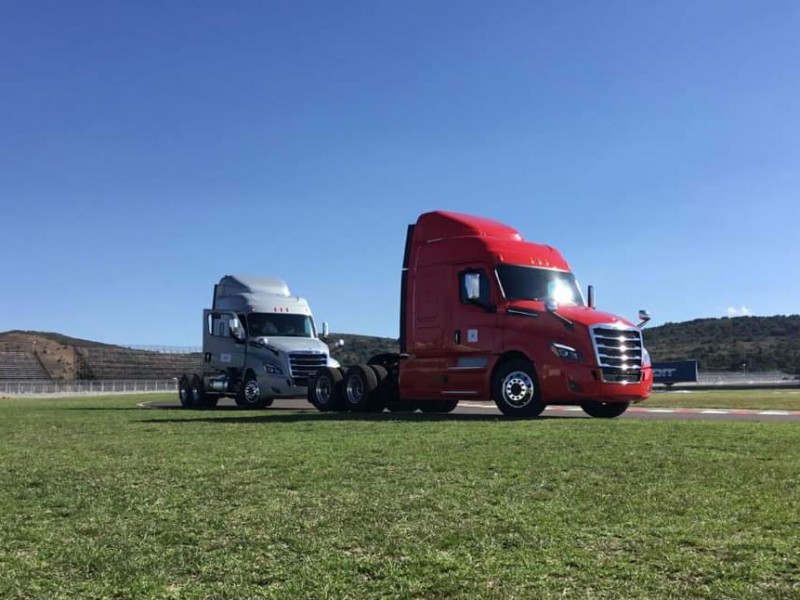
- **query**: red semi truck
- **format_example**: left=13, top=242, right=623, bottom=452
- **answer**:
left=308, top=210, right=653, bottom=418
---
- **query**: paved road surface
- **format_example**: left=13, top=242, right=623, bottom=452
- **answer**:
left=140, top=398, right=800, bottom=422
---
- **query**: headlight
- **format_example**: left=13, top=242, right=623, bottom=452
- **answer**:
left=263, top=363, right=283, bottom=375
left=327, top=356, right=340, bottom=368
left=550, top=342, right=582, bottom=361
left=642, top=348, right=652, bottom=368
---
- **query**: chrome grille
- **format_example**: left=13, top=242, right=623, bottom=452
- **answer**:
left=591, top=325, right=643, bottom=384
left=288, top=352, right=328, bottom=386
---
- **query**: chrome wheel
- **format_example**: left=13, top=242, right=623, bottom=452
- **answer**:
left=346, top=375, right=364, bottom=406
left=501, top=370, right=535, bottom=408
left=191, top=384, right=202, bottom=404
left=315, top=376, right=332, bottom=405
left=244, top=378, right=260, bottom=403
left=308, top=367, right=344, bottom=412
left=178, top=377, right=191, bottom=406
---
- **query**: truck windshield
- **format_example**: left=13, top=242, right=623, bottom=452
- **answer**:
left=496, top=265, right=585, bottom=306
left=247, top=313, right=316, bottom=338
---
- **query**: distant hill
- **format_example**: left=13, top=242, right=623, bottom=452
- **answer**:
left=0, top=330, right=119, bottom=349
left=3, top=314, right=799, bottom=377
left=0, top=330, right=107, bottom=380
left=0, top=330, right=398, bottom=380
left=644, top=315, right=800, bottom=373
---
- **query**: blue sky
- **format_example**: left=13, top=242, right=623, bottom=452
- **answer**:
left=2, top=1, right=799, bottom=346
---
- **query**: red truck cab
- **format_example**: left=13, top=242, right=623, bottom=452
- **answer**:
left=308, top=210, right=652, bottom=418
left=396, top=211, right=652, bottom=417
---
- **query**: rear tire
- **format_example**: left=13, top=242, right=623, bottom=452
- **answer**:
left=178, top=375, right=192, bottom=408
left=236, top=372, right=270, bottom=409
left=581, top=401, right=630, bottom=418
left=343, top=365, right=380, bottom=412
left=492, top=359, right=545, bottom=418
left=308, top=367, right=344, bottom=412
left=370, top=364, right=388, bottom=381
left=190, top=374, right=207, bottom=409
left=367, top=365, right=390, bottom=413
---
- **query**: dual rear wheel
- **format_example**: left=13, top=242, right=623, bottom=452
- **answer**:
left=309, top=363, right=454, bottom=414
left=308, top=367, right=345, bottom=412
left=178, top=372, right=272, bottom=409
left=178, top=374, right=218, bottom=409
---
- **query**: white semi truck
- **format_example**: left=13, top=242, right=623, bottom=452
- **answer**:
left=178, top=275, right=339, bottom=408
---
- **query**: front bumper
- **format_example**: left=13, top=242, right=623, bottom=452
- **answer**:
left=258, top=373, right=308, bottom=398
left=539, top=361, right=653, bottom=404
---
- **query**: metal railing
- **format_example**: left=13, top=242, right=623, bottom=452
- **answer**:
left=0, top=379, right=178, bottom=396
left=697, top=371, right=798, bottom=385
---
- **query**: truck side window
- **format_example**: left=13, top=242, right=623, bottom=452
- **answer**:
left=459, top=270, right=490, bottom=305
left=208, top=313, right=232, bottom=337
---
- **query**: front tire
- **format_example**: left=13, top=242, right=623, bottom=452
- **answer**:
left=386, top=398, right=416, bottom=413
left=236, top=372, right=270, bottom=409
left=308, top=367, right=344, bottom=412
left=418, top=399, right=459, bottom=413
left=492, top=359, right=545, bottom=418
left=581, top=401, right=630, bottom=418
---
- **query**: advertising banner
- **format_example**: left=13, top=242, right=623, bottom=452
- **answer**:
left=652, top=361, right=698, bottom=384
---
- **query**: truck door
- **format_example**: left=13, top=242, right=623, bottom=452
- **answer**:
left=401, top=264, right=448, bottom=400
left=203, top=310, right=247, bottom=371
left=442, top=266, right=498, bottom=399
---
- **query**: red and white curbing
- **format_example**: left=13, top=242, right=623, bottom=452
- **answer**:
left=551, top=406, right=800, bottom=416
left=460, top=402, right=800, bottom=417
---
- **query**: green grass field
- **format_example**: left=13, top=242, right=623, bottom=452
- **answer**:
left=1, top=395, right=799, bottom=599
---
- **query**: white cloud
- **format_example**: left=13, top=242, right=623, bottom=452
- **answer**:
left=726, top=305, right=753, bottom=317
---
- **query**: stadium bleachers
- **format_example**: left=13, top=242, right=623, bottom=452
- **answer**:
left=0, top=351, right=51, bottom=381
left=78, top=347, right=204, bottom=379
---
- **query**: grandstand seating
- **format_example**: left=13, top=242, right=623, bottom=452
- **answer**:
left=78, top=348, right=204, bottom=379
left=0, top=351, right=51, bottom=381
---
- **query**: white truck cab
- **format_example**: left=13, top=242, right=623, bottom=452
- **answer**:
left=179, top=275, right=339, bottom=409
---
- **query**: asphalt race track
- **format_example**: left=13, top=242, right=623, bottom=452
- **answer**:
left=140, top=398, right=800, bottom=422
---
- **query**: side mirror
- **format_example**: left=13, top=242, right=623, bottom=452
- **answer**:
left=321, top=321, right=330, bottom=339
left=335, top=339, right=345, bottom=348
left=464, top=273, right=482, bottom=301
left=463, top=272, right=495, bottom=312
left=545, top=299, right=558, bottom=313
left=229, top=317, right=245, bottom=342
left=638, top=309, right=651, bottom=328
left=587, top=285, right=595, bottom=309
